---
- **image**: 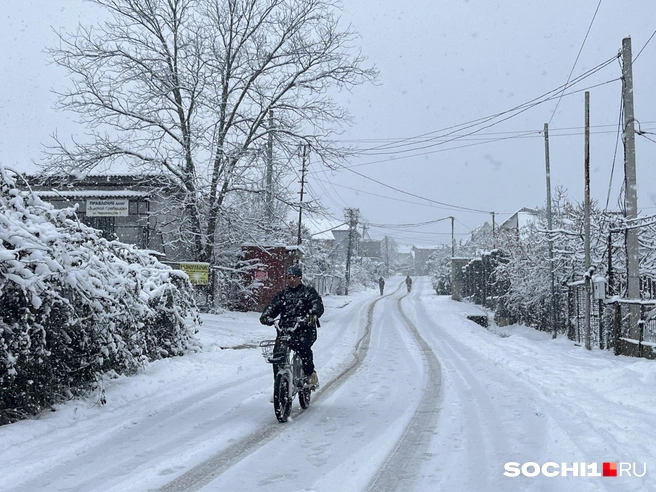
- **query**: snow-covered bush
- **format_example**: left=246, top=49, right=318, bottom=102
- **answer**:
left=348, top=257, right=385, bottom=292
left=426, top=247, right=453, bottom=295
left=493, top=190, right=607, bottom=333
left=0, top=168, right=200, bottom=424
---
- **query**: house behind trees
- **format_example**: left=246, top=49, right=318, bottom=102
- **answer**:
left=25, top=174, right=191, bottom=262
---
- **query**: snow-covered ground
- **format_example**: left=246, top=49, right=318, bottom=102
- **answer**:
left=1, top=276, right=654, bottom=491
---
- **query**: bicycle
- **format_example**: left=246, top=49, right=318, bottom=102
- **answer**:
left=260, top=322, right=313, bottom=422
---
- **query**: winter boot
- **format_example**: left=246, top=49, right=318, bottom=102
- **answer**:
left=307, top=371, right=319, bottom=388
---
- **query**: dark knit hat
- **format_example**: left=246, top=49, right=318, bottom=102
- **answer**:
left=286, top=264, right=303, bottom=278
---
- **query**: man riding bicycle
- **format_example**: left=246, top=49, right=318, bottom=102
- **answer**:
left=259, top=264, right=324, bottom=387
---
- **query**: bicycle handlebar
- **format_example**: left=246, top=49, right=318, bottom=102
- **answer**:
left=275, top=321, right=299, bottom=335
left=272, top=316, right=314, bottom=334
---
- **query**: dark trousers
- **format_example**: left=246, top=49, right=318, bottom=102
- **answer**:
left=273, top=327, right=317, bottom=378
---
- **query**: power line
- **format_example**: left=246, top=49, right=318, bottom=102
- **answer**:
left=369, top=217, right=453, bottom=229
left=633, top=30, right=656, bottom=63
left=333, top=162, right=492, bottom=214
left=604, top=91, right=624, bottom=213
left=638, top=133, right=656, bottom=145
left=336, top=122, right=655, bottom=145
left=324, top=121, right=627, bottom=173
left=353, top=55, right=618, bottom=156
left=339, top=73, right=620, bottom=162
left=312, top=177, right=475, bottom=211
left=308, top=220, right=349, bottom=237
left=548, top=0, right=604, bottom=125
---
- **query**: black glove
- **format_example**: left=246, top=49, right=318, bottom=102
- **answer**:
left=260, top=315, right=275, bottom=326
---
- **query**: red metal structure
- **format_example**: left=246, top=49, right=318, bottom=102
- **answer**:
left=238, top=245, right=302, bottom=311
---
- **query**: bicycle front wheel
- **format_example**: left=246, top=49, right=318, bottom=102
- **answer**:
left=273, top=373, right=292, bottom=422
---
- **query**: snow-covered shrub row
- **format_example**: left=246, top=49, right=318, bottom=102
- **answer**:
left=0, top=167, right=200, bottom=424
left=426, top=247, right=453, bottom=295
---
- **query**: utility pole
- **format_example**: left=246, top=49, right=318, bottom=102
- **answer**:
left=344, top=208, right=359, bottom=295
left=450, top=216, right=455, bottom=257
left=544, top=123, right=557, bottom=339
left=584, top=92, right=592, bottom=350
left=491, top=212, right=496, bottom=248
left=266, top=110, right=274, bottom=220
left=622, top=36, right=641, bottom=344
left=297, top=144, right=308, bottom=245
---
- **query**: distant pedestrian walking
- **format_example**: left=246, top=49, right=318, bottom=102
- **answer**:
left=405, top=275, right=412, bottom=293
left=378, top=276, right=385, bottom=295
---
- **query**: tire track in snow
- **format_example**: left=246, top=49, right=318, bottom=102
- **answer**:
left=8, top=369, right=273, bottom=492
left=415, top=309, right=505, bottom=489
left=411, top=283, right=632, bottom=492
left=410, top=283, right=548, bottom=491
left=160, top=284, right=404, bottom=492
left=366, top=285, right=443, bottom=492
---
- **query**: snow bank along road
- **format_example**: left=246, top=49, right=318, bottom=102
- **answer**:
left=2, top=277, right=651, bottom=491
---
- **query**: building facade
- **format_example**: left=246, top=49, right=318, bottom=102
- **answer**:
left=26, top=174, right=191, bottom=261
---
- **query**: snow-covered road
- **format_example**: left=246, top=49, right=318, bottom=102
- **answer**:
left=1, top=276, right=654, bottom=491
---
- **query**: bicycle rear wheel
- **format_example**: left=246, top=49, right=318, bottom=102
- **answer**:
left=273, top=373, right=292, bottom=422
left=299, top=386, right=311, bottom=409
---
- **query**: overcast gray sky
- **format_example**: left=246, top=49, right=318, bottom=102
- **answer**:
left=2, top=1, right=656, bottom=247
left=320, top=0, right=656, bottom=246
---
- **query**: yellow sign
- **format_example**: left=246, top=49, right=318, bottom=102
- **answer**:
left=180, top=262, right=209, bottom=285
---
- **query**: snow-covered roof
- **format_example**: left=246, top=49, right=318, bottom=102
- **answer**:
left=241, top=243, right=307, bottom=255
left=499, top=207, right=539, bottom=230
left=34, top=190, right=150, bottom=198
left=303, top=216, right=347, bottom=241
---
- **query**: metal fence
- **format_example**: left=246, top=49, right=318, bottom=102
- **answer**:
left=568, top=283, right=610, bottom=348
left=455, top=249, right=656, bottom=358
left=568, top=283, right=656, bottom=357
left=312, top=274, right=343, bottom=296
left=458, top=251, right=507, bottom=310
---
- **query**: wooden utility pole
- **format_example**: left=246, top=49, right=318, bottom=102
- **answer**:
left=297, top=144, right=308, bottom=245
left=622, top=37, right=641, bottom=344
left=544, top=123, right=557, bottom=339
left=344, top=208, right=359, bottom=295
left=584, top=92, right=592, bottom=350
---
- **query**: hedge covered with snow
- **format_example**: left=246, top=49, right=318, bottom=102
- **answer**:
left=0, top=167, right=200, bottom=424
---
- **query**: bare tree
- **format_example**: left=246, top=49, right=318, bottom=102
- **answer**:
left=45, top=0, right=377, bottom=263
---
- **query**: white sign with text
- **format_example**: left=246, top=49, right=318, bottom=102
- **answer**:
left=86, top=199, right=129, bottom=217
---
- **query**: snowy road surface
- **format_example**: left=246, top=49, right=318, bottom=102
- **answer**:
left=1, top=277, right=654, bottom=491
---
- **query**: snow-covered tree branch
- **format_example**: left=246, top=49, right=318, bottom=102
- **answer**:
left=44, top=0, right=377, bottom=267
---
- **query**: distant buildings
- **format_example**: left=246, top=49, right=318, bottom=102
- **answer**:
left=412, top=246, right=439, bottom=276
left=360, top=239, right=383, bottom=258
left=499, top=207, right=539, bottom=236
left=26, top=174, right=459, bottom=282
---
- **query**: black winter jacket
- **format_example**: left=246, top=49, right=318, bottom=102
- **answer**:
left=260, top=283, right=324, bottom=331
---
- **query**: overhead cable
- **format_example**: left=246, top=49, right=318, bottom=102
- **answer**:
left=633, top=30, right=656, bottom=63
left=333, top=163, right=492, bottom=214
left=355, top=55, right=618, bottom=156
left=343, top=72, right=620, bottom=160
left=548, top=0, right=604, bottom=125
